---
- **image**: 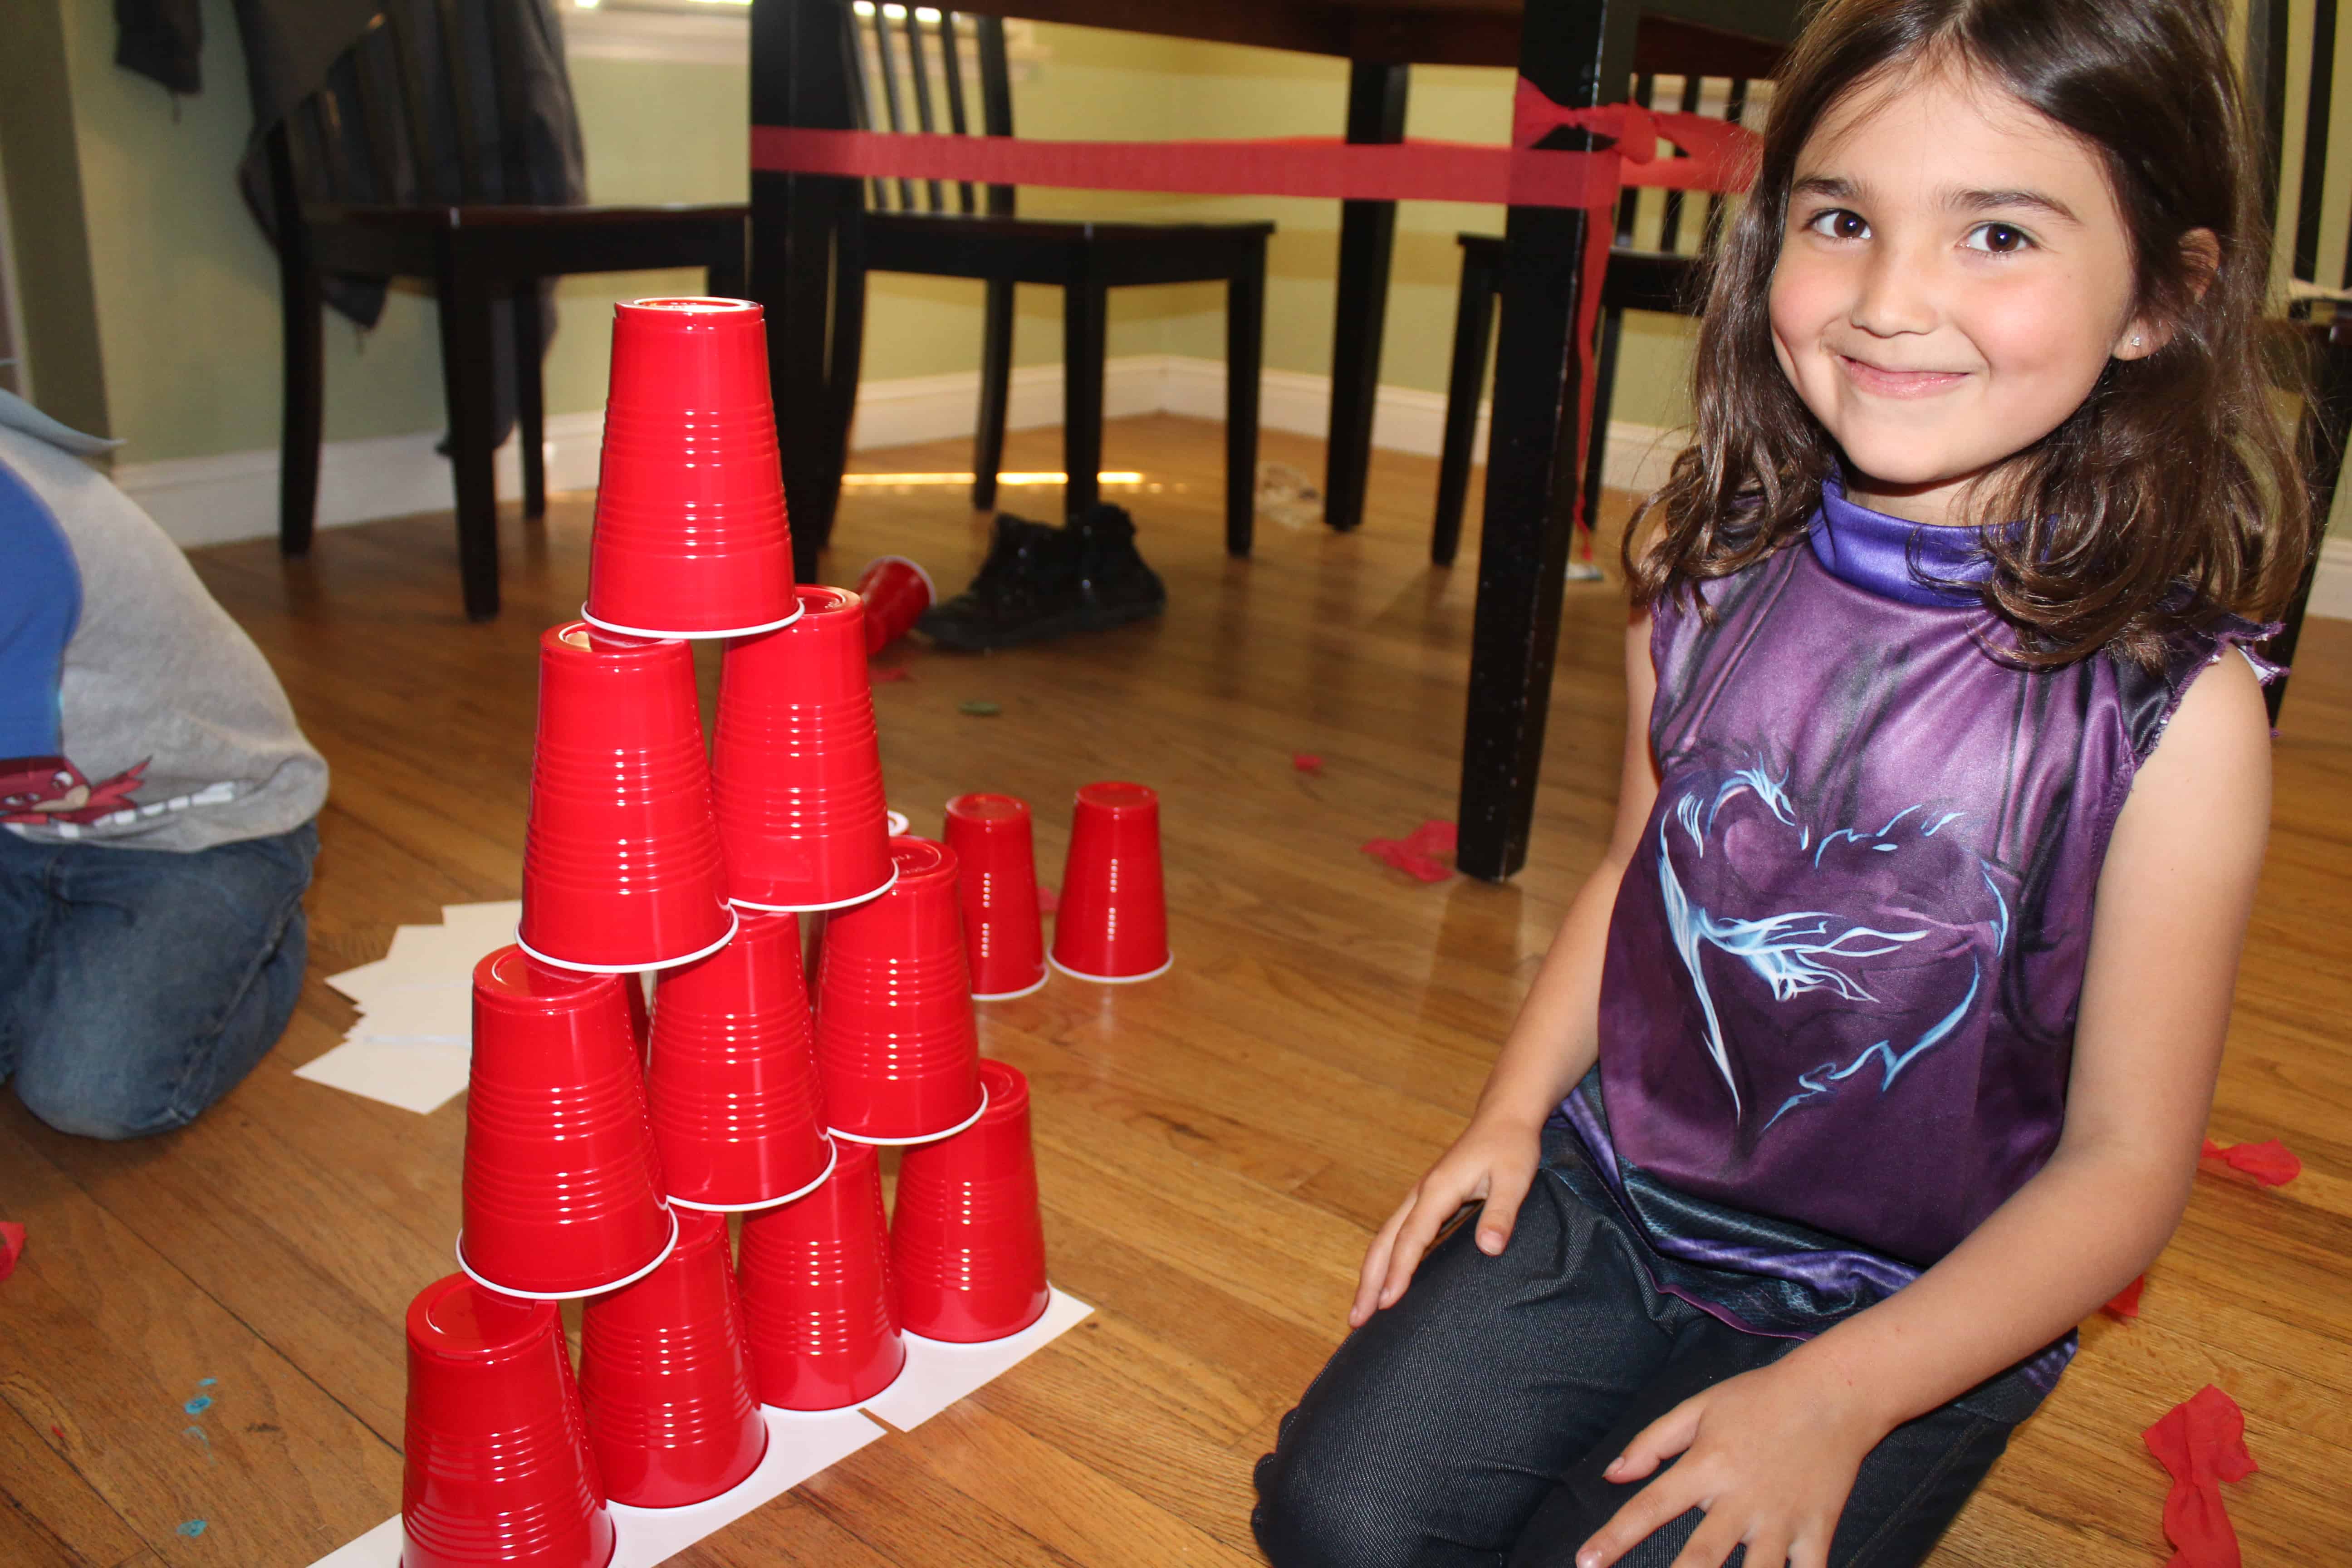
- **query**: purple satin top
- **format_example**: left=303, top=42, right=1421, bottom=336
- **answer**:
left=1568, top=484, right=2274, bottom=1376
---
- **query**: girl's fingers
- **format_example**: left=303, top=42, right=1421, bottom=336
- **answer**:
left=1602, top=1398, right=1704, bottom=1484
left=1664, top=1514, right=1753, bottom=1568
left=1350, top=1191, right=1420, bottom=1326
left=1473, top=1159, right=1536, bottom=1255
left=1724, top=1528, right=1791, bottom=1568
left=1575, top=1469, right=1702, bottom=1568
left=1377, top=1179, right=1475, bottom=1310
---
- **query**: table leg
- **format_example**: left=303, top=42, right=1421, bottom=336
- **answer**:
left=1322, top=60, right=1407, bottom=534
left=1455, top=0, right=1632, bottom=880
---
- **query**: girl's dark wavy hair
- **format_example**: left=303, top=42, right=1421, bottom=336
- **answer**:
left=1626, top=0, right=2314, bottom=668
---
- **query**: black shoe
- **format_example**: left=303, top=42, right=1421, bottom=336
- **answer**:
left=1070, top=503, right=1166, bottom=632
left=916, top=513, right=1086, bottom=651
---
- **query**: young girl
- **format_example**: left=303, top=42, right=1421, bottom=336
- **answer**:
left=1252, top=1, right=2314, bottom=1565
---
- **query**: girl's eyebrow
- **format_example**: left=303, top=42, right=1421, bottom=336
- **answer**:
left=1790, top=173, right=2078, bottom=224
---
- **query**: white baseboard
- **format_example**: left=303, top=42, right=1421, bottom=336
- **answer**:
left=131, top=354, right=2352, bottom=627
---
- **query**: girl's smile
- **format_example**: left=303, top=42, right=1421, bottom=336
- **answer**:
left=1767, top=57, right=2167, bottom=527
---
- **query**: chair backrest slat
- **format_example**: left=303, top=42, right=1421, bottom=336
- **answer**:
left=1613, top=73, right=1653, bottom=244
left=837, top=7, right=887, bottom=210
left=380, top=5, right=444, bottom=203
left=938, top=11, right=977, bottom=213
left=867, top=4, right=915, bottom=209
left=347, top=21, right=408, bottom=201
left=431, top=0, right=489, bottom=203
left=1701, top=78, right=1748, bottom=257
left=1655, top=70, right=1704, bottom=254
left=975, top=14, right=1015, bottom=216
left=2289, top=0, right=2336, bottom=299
left=900, top=5, right=946, bottom=211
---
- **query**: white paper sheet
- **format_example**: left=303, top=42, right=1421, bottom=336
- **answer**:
left=438, top=900, right=524, bottom=950
left=351, top=986, right=474, bottom=1042
left=304, top=1407, right=888, bottom=1568
left=858, top=1286, right=1095, bottom=1431
left=293, top=1039, right=473, bottom=1116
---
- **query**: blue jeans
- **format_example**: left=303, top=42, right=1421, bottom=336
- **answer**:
left=1254, top=1127, right=2040, bottom=1567
left=0, top=821, right=317, bottom=1140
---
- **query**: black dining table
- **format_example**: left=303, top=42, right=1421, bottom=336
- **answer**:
left=749, top=0, right=1797, bottom=881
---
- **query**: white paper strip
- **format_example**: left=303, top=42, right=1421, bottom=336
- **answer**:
left=293, top=1039, right=473, bottom=1116
left=858, top=1286, right=1094, bottom=1431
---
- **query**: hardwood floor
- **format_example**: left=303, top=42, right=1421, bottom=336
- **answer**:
left=2, top=413, right=2346, bottom=1566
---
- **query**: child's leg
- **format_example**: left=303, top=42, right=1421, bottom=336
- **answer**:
left=1253, top=1133, right=1695, bottom=1568
left=3, top=823, right=317, bottom=1140
left=1504, top=1316, right=2022, bottom=1568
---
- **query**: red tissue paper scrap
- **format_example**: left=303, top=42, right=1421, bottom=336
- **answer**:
left=2143, top=1385, right=2258, bottom=1568
left=0, top=1220, right=24, bottom=1283
left=1037, top=883, right=1059, bottom=915
left=2104, top=1274, right=2146, bottom=1319
left=1362, top=819, right=1458, bottom=883
left=870, top=666, right=912, bottom=684
left=1293, top=753, right=1324, bottom=774
left=2200, top=1138, right=2302, bottom=1186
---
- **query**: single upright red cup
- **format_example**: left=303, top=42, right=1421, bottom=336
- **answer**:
left=855, top=556, right=933, bottom=655
left=519, top=623, right=735, bottom=973
left=648, top=908, right=836, bottom=1211
left=711, top=587, right=896, bottom=912
left=943, top=794, right=1048, bottom=1000
left=578, top=1209, right=767, bottom=1509
left=461, top=946, right=678, bottom=1299
left=1050, top=781, right=1171, bottom=983
left=891, top=1059, right=1051, bottom=1343
left=814, top=836, right=986, bottom=1143
left=401, top=1274, right=615, bottom=1568
left=584, top=298, right=799, bottom=639
left=736, top=1140, right=906, bottom=1410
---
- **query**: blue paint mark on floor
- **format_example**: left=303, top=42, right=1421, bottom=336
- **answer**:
left=176, top=1520, right=207, bottom=1537
left=184, top=1395, right=213, bottom=1416
left=196, top=1377, right=217, bottom=1387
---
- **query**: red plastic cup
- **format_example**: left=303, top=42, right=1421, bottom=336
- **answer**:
left=943, top=794, right=1048, bottom=1000
left=583, top=298, right=799, bottom=640
left=891, top=1058, right=1051, bottom=1343
left=519, top=623, right=735, bottom=973
left=711, top=588, right=897, bottom=913
left=578, top=1208, right=767, bottom=1509
left=461, top=946, right=678, bottom=1299
left=648, top=908, right=837, bottom=1211
left=736, top=1140, right=906, bottom=1410
left=401, top=1274, right=615, bottom=1568
left=855, top=556, right=933, bottom=656
left=814, top=836, right=986, bottom=1143
left=1050, top=781, right=1171, bottom=983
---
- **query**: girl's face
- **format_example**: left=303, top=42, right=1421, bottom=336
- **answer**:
left=1767, top=60, right=2162, bottom=527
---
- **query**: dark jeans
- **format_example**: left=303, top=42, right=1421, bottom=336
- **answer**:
left=1254, top=1129, right=2028, bottom=1568
left=0, top=821, right=317, bottom=1140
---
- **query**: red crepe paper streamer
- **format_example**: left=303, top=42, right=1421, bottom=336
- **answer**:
left=2144, top=1385, right=2258, bottom=1568
left=2104, top=1274, right=2146, bottom=1319
left=1293, top=753, right=1324, bottom=774
left=2200, top=1137, right=2302, bottom=1186
left=1362, top=819, right=1458, bottom=883
left=869, top=666, right=912, bottom=684
left=0, top=1220, right=24, bottom=1283
left=1037, top=883, right=1059, bottom=916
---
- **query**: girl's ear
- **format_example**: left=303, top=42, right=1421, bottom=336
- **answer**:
left=2114, top=228, right=2221, bottom=361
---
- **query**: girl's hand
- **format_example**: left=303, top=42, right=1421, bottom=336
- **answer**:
left=1348, top=1114, right=1542, bottom=1327
left=1575, top=1357, right=1887, bottom=1568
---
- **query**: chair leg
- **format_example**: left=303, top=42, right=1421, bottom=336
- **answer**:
left=1062, top=270, right=1107, bottom=523
left=972, top=278, right=1015, bottom=512
left=1433, top=248, right=1498, bottom=567
left=1578, top=307, right=1627, bottom=559
left=279, top=258, right=325, bottom=557
left=513, top=282, right=547, bottom=520
left=827, top=241, right=868, bottom=512
left=437, top=265, right=503, bottom=621
left=1224, top=248, right=1265, bottom=558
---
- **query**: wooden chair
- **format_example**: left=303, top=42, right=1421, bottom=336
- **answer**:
left=821, top=4, right=1273, bottom=556
left=258, top=0, right=749, bottom=620
left=1432, top=54, right=1773, bottom=567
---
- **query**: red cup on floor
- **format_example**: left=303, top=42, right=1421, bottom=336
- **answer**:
left=519, top=623, right=735, bottom=973
left=855, top=556, right=933, bottom=656
left=736, top=1140, right=906, bottom=1410
left=578, top=1208, right=767, bottom=1509
left=401, top=1274, right=615, bottom=1568
left=892, top=1058, right=1051, bottom=1342
left=583, top=298, right=798, bottom=640
left=1050, top=781, right=1171, bottom=983
left=943, top=794, right=1048, bottom=1000
left=814, top=836, right=985, bottom=1142
left=461, top=946, right=677, bottom=1298
left=712, top=587, right=896, bottom=912
left=649, top=908, right=835, bottom=1210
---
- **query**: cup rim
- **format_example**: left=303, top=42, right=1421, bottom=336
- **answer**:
left=971, top=965, right=1050, bottom=1002
left=827, top=1082, right=990, bottom=1147
left=728, top=859, right=899, bottom=914
left=667, top=1136, right=839, bottom=1213
left=454, top=1208, right=681, bottom=1303
left=580, top=600, right=806, bottom=642
left=1047, top=950, right=1174, bottom=985
left=515, top=906, right=740, bottom=975
left=859, top=554, right=936, bottom=602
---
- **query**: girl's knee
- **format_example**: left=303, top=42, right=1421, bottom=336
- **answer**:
left=1253, top=1407, right=1447, bottom=1568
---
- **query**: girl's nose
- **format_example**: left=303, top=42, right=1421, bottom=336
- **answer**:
left=1847, top=240, right=1940, bottom=338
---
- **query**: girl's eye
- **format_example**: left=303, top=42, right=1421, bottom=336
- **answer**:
left=1803, top=208, right=1869, bottom=241
left=1964, top=221, right=2034, bottom=255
